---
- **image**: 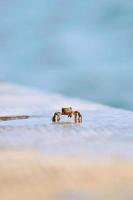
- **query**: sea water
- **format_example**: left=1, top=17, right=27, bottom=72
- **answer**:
left=0, top=0, right=133, bottom=110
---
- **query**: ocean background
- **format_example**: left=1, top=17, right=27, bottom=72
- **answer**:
left=0, top=0, right=133, bottom=110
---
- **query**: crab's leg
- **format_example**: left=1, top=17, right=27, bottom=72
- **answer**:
left=52, top=112, right=61, bottom=123
left=78, top=114, right=82, bottom=123
left=74, top=111, right=82, bottom=123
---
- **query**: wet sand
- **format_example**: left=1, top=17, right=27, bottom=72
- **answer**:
left=0, top=115, right=30, bottom=121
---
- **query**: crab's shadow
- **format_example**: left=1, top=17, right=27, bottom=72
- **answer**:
left=51, top=121, right=81, bottom=126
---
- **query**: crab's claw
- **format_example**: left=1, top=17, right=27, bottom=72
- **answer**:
left=68, top=113, right=73, bottom=118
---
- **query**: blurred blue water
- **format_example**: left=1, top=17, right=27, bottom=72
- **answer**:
left=0, top=0, right=133, bottom=110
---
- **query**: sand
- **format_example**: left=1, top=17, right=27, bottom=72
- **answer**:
left=0, top=150, right=133, bottom=200
left=0, top=83, right=133, bottom=200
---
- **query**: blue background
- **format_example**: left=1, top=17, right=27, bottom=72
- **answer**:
left=0, top=0, right=133, bottom=110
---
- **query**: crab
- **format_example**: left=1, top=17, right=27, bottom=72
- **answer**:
left=52, top=107, right=82, bottom=123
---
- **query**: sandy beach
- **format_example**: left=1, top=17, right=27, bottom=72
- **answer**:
left=0, top=150, right=133, bottom=200
left=0, top=83, right=133, bottom=200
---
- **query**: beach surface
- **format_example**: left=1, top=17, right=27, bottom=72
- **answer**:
left=0, top=82, right=133, bottom=200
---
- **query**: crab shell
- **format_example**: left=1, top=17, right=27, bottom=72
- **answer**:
left=62, top=107, right=73, bottom=115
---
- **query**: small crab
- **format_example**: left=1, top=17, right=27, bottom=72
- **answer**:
left=52, top=107, right=82, bottom=123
